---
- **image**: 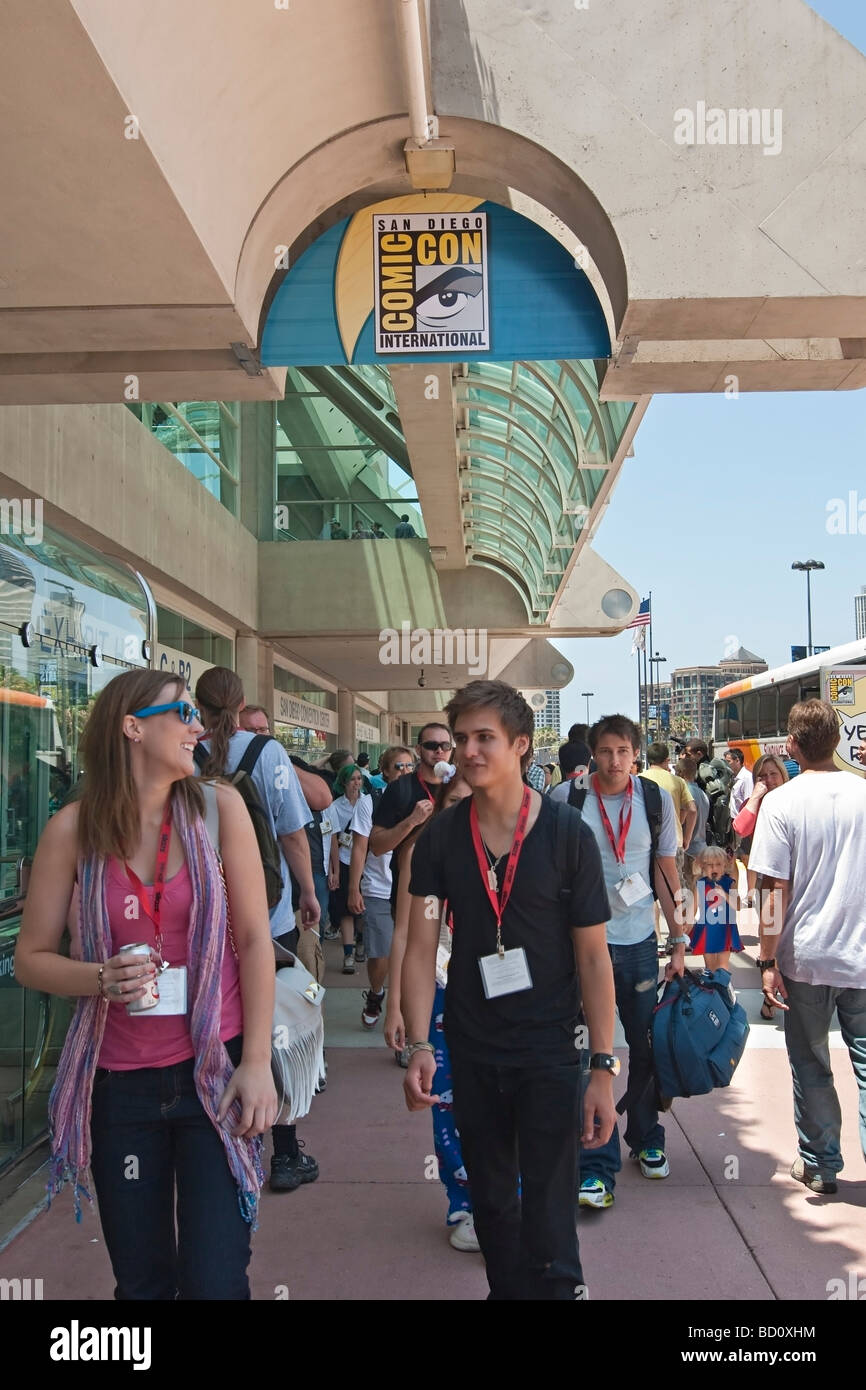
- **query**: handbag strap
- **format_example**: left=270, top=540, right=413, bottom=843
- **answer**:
left=200, top=781, right=238, bottom=961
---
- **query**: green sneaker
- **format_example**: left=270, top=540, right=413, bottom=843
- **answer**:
left=578, top=1177, right=614, bottom=1210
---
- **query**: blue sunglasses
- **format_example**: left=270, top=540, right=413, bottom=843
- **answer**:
left=133, top=700, right=200, bottom=725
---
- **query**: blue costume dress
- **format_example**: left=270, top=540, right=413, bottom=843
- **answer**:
left=690, top=874, right=743, bottom=955
left=428, top=917, right=472, bottom=1223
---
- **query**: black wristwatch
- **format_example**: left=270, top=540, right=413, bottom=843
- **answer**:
left=589, top=1053, right=621, bottom=1077
left=756, top=957, right=777, bottom=972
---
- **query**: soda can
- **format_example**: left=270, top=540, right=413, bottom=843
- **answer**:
left=120, top=942, right=159, bottom=1013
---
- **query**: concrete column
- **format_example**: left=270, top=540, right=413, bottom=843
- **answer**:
left=379, top=712, right=390, bottom=746
left=337, top=688, right=355, bottom=750
left=239, top=401, right=276, bottom=540
left=236, top=636, right=273, bottom=711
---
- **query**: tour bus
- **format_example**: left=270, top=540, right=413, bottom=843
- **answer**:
left=713, top=638, right=866, bottom=775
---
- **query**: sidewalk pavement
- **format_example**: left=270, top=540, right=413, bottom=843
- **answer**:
left=1, top=928, right=864, bottom=1302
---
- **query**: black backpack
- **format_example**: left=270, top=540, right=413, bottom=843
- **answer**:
left=568, top=776, right=671, bottom=904
left=194, top=734, right=284, bottom=909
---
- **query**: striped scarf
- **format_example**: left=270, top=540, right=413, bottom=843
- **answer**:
left=47, top=791, right=264, bottom=1225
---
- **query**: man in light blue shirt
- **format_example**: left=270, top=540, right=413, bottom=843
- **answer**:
left=197, top=726, right=316, bottom=939
left=195, top=669, right=321, bottom=1198
left=575, top=714, right=683, bottom=1210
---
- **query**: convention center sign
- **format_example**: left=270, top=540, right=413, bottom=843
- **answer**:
left=261, top=194, right=609, bottom=366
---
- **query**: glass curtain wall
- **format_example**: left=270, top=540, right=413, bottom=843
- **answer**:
left=0, top=529, right=150, bottom=1172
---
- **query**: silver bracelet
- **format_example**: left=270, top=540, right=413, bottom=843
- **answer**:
left=667, top=935, right=690, bottom=947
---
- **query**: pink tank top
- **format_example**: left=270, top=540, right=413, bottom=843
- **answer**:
left=98, top=858, right=244, bottom=1070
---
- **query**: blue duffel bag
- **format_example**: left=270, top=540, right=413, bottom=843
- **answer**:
left=652, top=967, right=750, bottom=1101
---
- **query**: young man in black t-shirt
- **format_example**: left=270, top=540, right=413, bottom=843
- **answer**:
left=404, top=680, right=616, bottom=1301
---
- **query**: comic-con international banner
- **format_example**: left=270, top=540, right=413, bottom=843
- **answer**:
left=372, top=212, right=490, bottom=354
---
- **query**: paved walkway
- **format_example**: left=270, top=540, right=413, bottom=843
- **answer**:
left=1, top=926, right=864, bottom=1303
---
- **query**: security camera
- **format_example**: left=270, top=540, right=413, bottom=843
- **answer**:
left=417, top=671, right=426, bottom=688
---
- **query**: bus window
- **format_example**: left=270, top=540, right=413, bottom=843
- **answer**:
left=742, top=692, right=758, bottom=738
left=777, top=679, right=798, bottom=735
left=719, top=697, right=742, bottom=741
left=799, top=677, right=820, bottom=703
left=758, top=687, right=778, bottom=738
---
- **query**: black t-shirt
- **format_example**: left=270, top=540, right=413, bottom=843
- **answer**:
left=373, top=770, right=435, bottom=907
left=409, top=796, right=610, bottom=1067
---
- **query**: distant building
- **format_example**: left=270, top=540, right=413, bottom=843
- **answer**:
left=670, top=648, right=767, bottom=740
left=534, top=689, right=561, bottom=736
left=639, top=681, right=671, bottom=739
left=856, top=586, right=866, bottom=640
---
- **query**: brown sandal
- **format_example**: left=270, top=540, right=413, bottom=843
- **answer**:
left=760, top=1000, right=776, bottom=1020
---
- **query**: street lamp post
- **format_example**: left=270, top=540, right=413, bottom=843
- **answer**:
left=649, top=654, right=666, bottom=740
left=581, top=691, right=594, bottom=724
left=791, top=560, right=825, bottom=657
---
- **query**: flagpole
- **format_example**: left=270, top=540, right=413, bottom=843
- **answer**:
left=636, top=639, right=644, bottom=750
left=642, top=640, right=648, bottom=751
left=647, top=588, right=655, bottom=740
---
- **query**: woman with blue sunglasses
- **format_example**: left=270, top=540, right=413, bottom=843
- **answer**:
left=14, top=668, right=277, bottom=1299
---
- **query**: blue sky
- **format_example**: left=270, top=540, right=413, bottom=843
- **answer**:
left=555, top=0, right=866, bottom=735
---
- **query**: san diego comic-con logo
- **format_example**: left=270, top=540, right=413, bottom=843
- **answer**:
left=373, top=213, right=490, bottom=354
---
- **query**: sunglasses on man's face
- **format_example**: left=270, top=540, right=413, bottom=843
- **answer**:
left=420, top=740, right=452, bottom=752
left=132, top=700, right=200, bottom=725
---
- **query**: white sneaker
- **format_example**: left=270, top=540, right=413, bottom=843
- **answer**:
left=636, top=1147, right=670, bottom=1179
left=448, top=1213, right=480, bottom=1252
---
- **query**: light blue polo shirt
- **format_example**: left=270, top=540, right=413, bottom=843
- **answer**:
left=580, top=775, right=677, bottom=946
left=198, top=731, right=311, bottom=938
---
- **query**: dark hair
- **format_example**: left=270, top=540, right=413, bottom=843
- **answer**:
left=417, top=721, right=451, bottom=745
left=356, top=752, right=370, bottom=767
left=559, top=740, right=591, bottom=775
left=79, top=669, right=202, bottom=858
left=686, top=740, right=708, bottom=760
left=195, top=666, right=244, bottom=779
left=647, top=742, right=668, bottom=766
left=787, top=699, right=840, bottom=762
left=445, top=680, right=534, bottom=773
left=588, top=714, right=642, bottom=754
left=328, top=748, right=353, bottom=773
left=567, top=723, right=588, bottom=743
left=726, top=747, right=745, bottom=766
left=400, top=514, right=409, bottom=522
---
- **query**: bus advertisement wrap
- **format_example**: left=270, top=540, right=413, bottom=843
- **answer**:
left=373, top=213, right=490, bottom=354
left=827, top=666, right=866, bottom=770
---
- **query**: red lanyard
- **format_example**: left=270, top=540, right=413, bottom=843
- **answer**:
left=469, top=786, right=532, bottom=946
left=417, top=772, right=436, bottom=804
left=124, top=800, right=173, bottom=960
left=592, top=774, right=633, bottom=867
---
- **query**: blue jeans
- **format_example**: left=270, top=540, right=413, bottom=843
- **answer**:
left=90, top=1035, right=252, bottom=1300
left=783, top=975, right=866, bottom=1175
left=579, top=934, right=662, bottom=1192
left=312, top=867, right=330, bottom=928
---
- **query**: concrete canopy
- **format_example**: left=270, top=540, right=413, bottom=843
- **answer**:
left=0, top=0, right=863, bottom=403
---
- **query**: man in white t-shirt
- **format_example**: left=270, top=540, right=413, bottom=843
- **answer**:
left=347, top=746, right=415, bottom=1028
left=750, top=699, right=866, bottom=1196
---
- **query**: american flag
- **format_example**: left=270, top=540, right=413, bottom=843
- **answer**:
left=627, top=597, right=651, bottom=629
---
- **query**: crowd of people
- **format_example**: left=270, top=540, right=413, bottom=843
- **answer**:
left=13, top=672, right=866, bottom=1300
